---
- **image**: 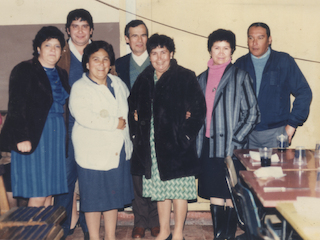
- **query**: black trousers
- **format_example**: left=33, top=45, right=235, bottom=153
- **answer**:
left=132, top=175, right=159, bottom=228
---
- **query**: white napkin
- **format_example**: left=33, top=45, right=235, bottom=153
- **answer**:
left=254, top=166, right=285, bottom=178
left=249, top=151, right=280, bottom=162
left=294, top=197, right=320, bottom=220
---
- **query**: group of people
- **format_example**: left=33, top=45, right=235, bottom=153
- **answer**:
left=0, top=7, right=312, bottom=240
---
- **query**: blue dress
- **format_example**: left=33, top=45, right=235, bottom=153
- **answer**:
left=11, top=67, right=68, bottom=198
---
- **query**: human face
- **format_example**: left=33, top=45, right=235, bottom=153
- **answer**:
left=37, top=38, right=62, bottom=68
left=125, top=24, right=148, bottom=56
left=86, top=49, right=110, bottom=85
left=67, top=19, right=93, bottom=47
left=248, top=26, right=272, bottom=58
left=149, top=46, right=173, bottom=79
left=210, top=41, right=232, bottom=65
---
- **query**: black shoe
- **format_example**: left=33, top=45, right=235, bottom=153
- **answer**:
left=84, top=232, right=89, bottom=240
left=225, top=207, right=237, bottom=240
left=165, top=233, right=172, bottom=240
left=210, top=204, right=225, bottom=239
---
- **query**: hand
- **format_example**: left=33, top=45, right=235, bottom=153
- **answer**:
left=134, top=110, right=138, bottom=121
left=186, top=111, right=191, bottom=119
left=285, top=125, right=296, bottom=144
left=117, top=117, right=126, bottom=130
left=17, top=141, right=32, bottom=153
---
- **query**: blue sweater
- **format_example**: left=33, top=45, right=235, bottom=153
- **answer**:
left=235, top=48, right=312, bottom=131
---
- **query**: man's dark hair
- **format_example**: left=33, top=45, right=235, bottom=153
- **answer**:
left=82, top=41, right=115, bottom=72
left=247, top=22, right=271, bottom=38
left=66, top=9, right=94, bottom=36
left=33, top=26, right=65, bottom=57
left=207, top=29, right=236, bottom=54
left=124, top=20, right=148, bottom=38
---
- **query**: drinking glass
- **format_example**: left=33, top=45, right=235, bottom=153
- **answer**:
left=277, top=134, right=288, bottom=152
left=314, top=141, right=320, bottom=158
left=293, top=146, right=307, bottom=165
left=315, top=168, right=320, bottom=192
left=259, top=147, right=272, bottom=167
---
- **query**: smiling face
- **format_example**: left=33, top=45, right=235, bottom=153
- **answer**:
left=247, top=26, right=272, bottom=58
left=67, top=19, right=93, bottom=48
left=37, top=38, right=62, bottom=68
left=210, top=41, right=232, bottom=65
left=149, top=46, right=173, bottom=79
left=86, top=48, right=110, bottom=85
left=125, top=24, right=148, bottom=56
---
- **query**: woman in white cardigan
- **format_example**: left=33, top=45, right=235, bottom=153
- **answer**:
left=69, top=41, right=133, bottom=240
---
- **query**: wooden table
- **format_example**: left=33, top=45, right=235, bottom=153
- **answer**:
left=239, top=170, right=320, bottom=208
left=234, top=149, right=319, bottom=171
left=277, top=202, right=320, bottom=240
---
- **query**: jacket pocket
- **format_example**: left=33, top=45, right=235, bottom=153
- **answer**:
left=269, top=71, right=281, bottom=114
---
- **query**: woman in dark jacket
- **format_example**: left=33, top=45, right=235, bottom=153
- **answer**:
left=196, top=29, right=260, bottom=239
left=128, top=34, right=206, bottom=240
left=0, top=26, right=69, bottom=207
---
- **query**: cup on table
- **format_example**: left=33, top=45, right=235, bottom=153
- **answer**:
left=277, top=134, right=288, bottom=152
left=314, top=141, right=320, bottom=158
left=316, top=168, right=320, bottom=192
left=293, top=146, right=307, bottom=165
left=259, top=147, right=272, bottom=167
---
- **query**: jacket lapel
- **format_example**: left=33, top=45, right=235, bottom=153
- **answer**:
left=32, top=58, right=53, bottom=102
left=212, top=64, right=233, bottom=110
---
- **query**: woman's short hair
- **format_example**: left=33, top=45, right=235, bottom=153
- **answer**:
left=82, top=41, right=115, bottom=72
left=32, top=26, right=65, bottom=57
left=66, top=9, right=94, bottom=35
left=207, top=29, right=236, bottom=54
left=147, top=34, right=175, bottom=55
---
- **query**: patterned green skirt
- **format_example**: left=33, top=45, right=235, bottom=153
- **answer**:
left=142, top=115, right=197, bottom=201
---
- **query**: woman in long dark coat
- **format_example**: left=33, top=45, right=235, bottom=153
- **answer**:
left=128, top=34, right=206, bottom=240
left=0, top=26, right=69, bottom=207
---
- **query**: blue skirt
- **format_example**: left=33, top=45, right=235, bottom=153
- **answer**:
left=11, top=113, right=68, bottom=198
left=77, top=145, right=134, bottom=212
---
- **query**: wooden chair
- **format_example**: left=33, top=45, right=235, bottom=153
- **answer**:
left=0, top=206, right=66, bottom=239
left=0, top=164, right=10, bottom=215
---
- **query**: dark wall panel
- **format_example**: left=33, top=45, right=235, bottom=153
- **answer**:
left=0, top=22, right=120, bottom=110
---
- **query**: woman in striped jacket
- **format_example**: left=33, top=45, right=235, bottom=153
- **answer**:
left=196, top=29, right=260, bottom=240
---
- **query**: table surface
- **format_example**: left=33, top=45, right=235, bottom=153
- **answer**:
left=276, top=202, right=320, bottom=240
left=240, top=170, right=320, bottom=208
left=234, top=149, right=319, bottom=171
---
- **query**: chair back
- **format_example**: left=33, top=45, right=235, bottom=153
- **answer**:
left=225, top=157, right=260, bottom=239
left=225, top=157, right=245, bottom=228
left=225, top=156, right=238, bottom=187
left=0, top=165, right=10, bottom=215
left=235, top=182, right=262, bottom=239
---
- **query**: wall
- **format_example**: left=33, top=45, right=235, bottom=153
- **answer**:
left=119, top=0, right=319, bottom=150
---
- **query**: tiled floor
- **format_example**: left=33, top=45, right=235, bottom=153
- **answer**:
left=66, top=224, right=245, bottom=240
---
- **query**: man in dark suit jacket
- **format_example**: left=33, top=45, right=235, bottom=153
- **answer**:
left=115, top=20, right=159, bottom=238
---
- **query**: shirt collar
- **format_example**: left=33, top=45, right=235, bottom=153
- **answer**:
left=68, top=38, right=92, bottom=62
left=251, top=47, right=271, bottom=60
left=131, top=50, right=149, bottom=66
